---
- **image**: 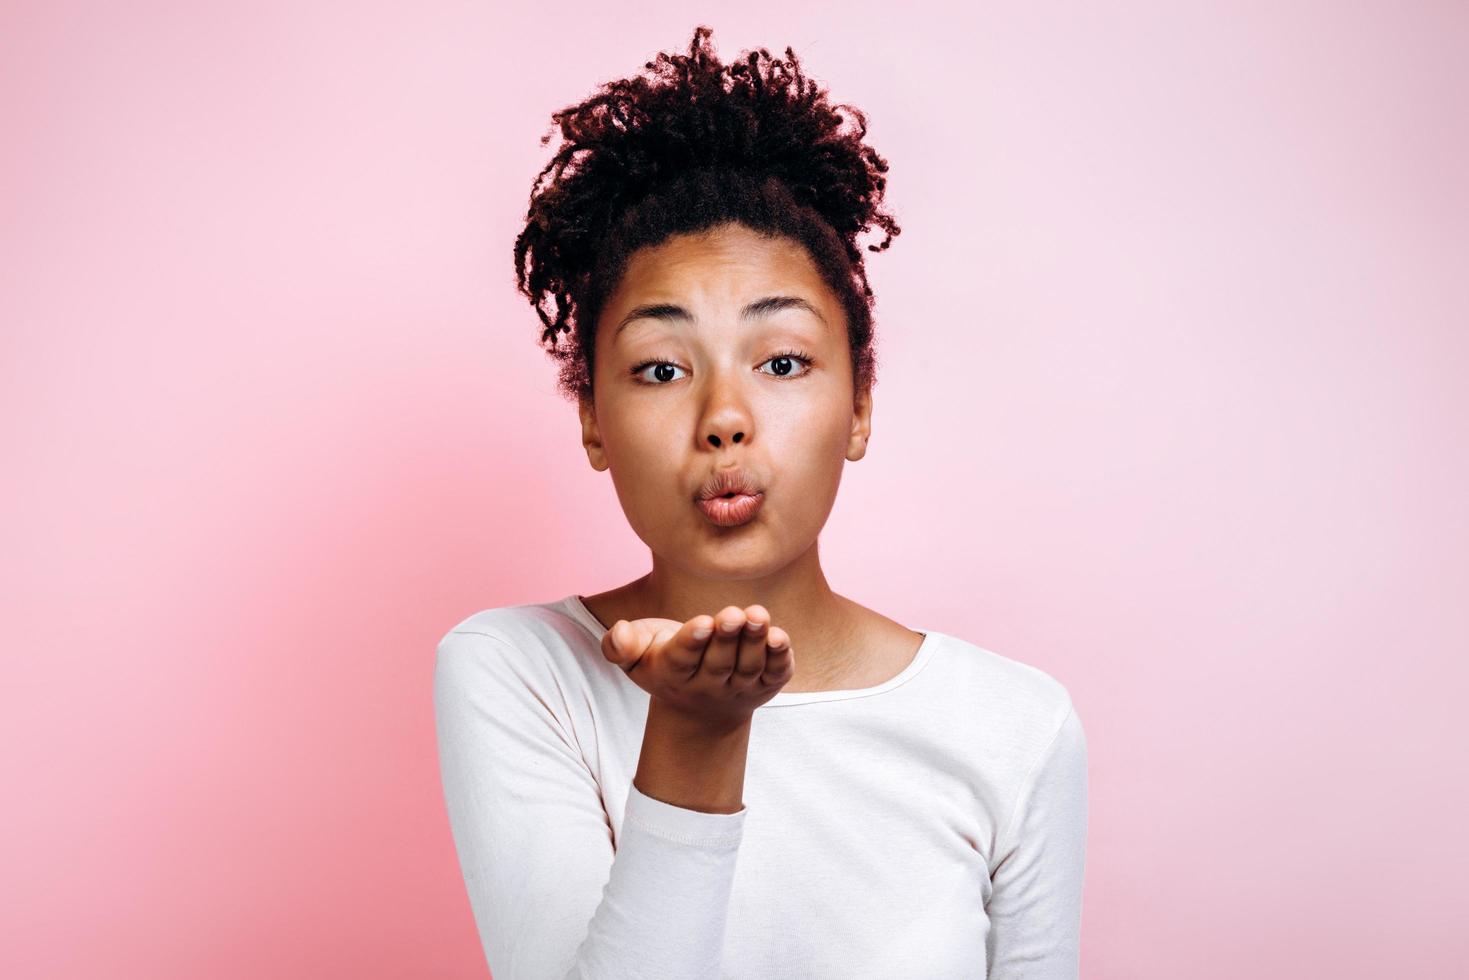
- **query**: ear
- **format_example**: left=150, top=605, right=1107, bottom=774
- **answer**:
left=847, top=383, right=873, bottom=461
left=579, top=394, right=610, bottom=471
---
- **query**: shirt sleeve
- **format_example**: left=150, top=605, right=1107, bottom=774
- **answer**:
left=984, top=701, right=1089, bottom=979
left=433, top=628, right=747, bottom=980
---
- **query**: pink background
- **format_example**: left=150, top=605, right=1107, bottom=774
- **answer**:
left=4, top=2, right=1466, bottom=977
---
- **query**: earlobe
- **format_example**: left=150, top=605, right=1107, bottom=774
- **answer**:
left=848, top=386, right=873, bottom=461
left=583, top=436, right=608, bottom=472
left=579, top=399, right=608, bottom=471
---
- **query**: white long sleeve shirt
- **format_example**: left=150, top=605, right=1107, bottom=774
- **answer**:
left=433, top=594, right=1088, bottom=979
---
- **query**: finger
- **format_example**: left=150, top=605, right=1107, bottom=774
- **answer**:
left=664, top=615, right=716, bottom=674
left=603, top=620, right=646, bottom=672
left=732, top=605, right=769, bottom=684
left=699, top=605, right=745, bottom=680
left=761, top=626, right=794, bottom=686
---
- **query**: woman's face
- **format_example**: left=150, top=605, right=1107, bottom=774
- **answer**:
left=580, top=221, right=873, bottom=579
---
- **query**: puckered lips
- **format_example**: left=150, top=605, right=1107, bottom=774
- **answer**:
left=694, top=466, right=765, bottom=527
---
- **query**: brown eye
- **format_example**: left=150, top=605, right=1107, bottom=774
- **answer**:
left=631, top=360, right=687, bottom=385
left=757, top=351, right=814, bottom=379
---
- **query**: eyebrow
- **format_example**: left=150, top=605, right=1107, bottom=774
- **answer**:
left=614, top=295, right=827, bottom=337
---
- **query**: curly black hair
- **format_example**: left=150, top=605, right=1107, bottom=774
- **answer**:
left=513, top=25, right=901, bottom=405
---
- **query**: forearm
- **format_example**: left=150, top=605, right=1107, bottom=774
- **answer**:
left=436, top=630, right=749, bottom=980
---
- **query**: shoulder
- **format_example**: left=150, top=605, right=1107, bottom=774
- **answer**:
left=437, top=598, right=595, bottom=660
left=927, top=631, right=1081, bottom=764
left=440, top=597, right=579, bottom=643
left=433, top=598, right=604, bottom=706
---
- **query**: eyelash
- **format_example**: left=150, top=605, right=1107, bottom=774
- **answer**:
left=629, top=348, right=816, bottom=386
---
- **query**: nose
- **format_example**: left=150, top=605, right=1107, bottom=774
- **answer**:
left=699, top=375, right=752, bottom=449
left=704, top=402, right=746, bottom=446
left=707, top=429, right=744, bottom=447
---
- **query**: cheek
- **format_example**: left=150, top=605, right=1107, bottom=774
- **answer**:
left=602, top=412, right=684, bottom=509
left=768, top=405, right=851, bottom=501
left=603, top=403, right=678, bottom=461
left=773, top=394, right=851, bottom=454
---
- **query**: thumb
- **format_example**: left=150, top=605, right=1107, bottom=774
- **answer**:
left=608, top=620, right=639, bottom=666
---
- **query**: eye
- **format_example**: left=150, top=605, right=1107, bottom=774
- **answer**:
left=757, top=349, right=816, bottom=380
left=629, top=359, right=688, bottom=385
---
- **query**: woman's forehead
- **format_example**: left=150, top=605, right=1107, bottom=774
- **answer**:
left=631, top=223, right=808, bottom=270
left=614, top=232, right=829, bottom=310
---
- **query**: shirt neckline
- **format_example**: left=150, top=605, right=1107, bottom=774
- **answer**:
left=559, top=593, right=940, bottom=707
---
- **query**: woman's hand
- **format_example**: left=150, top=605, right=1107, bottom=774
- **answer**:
left=600, top=605, right=794, bottom=728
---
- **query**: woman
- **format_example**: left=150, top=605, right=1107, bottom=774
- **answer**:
left=434, top=25, right=1087, bottom=979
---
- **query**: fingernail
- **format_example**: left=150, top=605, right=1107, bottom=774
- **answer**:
left=692, top=625, right=713, bottom=641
